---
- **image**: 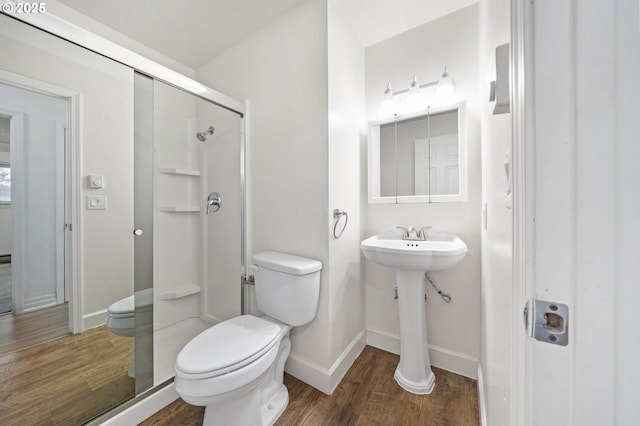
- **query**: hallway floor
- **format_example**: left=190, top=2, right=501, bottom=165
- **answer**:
left=0, top=325, right=135, bottom=425
left=141, top=346, right=479, bottom=426
left=0, top=303, right=68, bottom=355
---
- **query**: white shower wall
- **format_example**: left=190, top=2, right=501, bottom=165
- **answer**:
left=154, top=81, right=202, bottom=330
left=197, top=101, right=242, bottom=324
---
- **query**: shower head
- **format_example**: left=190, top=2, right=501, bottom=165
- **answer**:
left=196, top=126, right=215, bottom=142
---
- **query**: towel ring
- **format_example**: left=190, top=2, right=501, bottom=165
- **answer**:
left=333, top=209, right=348, bottom=239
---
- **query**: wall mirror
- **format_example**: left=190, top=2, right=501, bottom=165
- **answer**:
left=368, top=101, right=467, bottom=203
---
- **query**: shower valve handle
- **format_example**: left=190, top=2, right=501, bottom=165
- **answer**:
left=206, top=192, right=222, bottom=214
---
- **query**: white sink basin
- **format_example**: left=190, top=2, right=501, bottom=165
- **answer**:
left=361, top=230, right=467, bottom=271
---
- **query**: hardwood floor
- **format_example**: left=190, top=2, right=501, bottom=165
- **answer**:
left=141, top=346, right=479, bottom=426
left=0, top=303, right=69, bottom=355
left=0, top=325, right=135, bottom=425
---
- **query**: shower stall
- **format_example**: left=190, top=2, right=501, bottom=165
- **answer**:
left=134, top=74, right=245, bottom=389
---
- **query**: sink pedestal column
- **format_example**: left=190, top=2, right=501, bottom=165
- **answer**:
left=394, top=269, right=435, bottom=394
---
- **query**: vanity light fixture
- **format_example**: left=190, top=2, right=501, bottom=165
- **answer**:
left=436, top=66, right=456, bottom=98
left=379, top=67, right=456, bottom=116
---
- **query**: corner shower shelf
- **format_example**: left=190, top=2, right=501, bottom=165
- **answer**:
left=158, top=285, right=201, bottom=300
left=158, top=168, right=201, bottom=177
left=159, top=206, right=201, bottom=212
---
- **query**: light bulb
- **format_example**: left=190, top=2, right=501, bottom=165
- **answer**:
left=405, top=74, right=423, bottom=112
left=436, top=66, right=456, bottom=99
left=379, top=82, right=395, bottom=116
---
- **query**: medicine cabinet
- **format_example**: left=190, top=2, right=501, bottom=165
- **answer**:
left=368, top=102, right=467, bottom=203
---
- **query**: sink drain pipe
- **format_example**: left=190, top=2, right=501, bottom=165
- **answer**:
left=425, top=272, right=452, bottom=303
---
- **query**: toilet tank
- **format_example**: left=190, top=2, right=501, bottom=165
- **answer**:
left=252, top=251, right=322, bottom=327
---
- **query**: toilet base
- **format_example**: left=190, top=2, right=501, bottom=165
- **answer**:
left=202, top=384, right=262, bottom=426
left=261, top=384, right=288, bottom=426
left=201, top=381, right=289, bottom=426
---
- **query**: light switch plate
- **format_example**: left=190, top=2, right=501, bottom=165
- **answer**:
left=86, top=195, right=107, bottom=210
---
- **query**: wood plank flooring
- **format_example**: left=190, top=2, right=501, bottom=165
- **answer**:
left=0, top=303, right=69, bottom=355
left=141, top=346, right=479, bottom=426
left=0, top=325, right=135, bottom=425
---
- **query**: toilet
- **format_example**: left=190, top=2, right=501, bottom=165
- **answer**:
left=174, top=251, right=322, bottom=426
left=106, top=287, right=153, bottom=377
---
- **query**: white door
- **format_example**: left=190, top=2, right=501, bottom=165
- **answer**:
left=515, top=0, right=640, bottom=424
left=0, top=83, right=68, bottom=314
left=414, top=135, right=459, bottom=196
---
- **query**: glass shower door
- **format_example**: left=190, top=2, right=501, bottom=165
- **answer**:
left=151, top=80, right=243, bottom=386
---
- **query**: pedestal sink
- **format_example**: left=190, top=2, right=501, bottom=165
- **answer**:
left=361, top=230, right=467, bottom=394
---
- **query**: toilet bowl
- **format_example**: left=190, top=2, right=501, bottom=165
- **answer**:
left=106, top=288, right=153, bottom=377
left=174, top=251, right=322, bottom=426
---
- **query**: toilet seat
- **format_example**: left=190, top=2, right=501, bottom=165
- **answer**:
left=108, top=295, right=135, bottom=318
left=176, top=315, right=282, bottom=380
left=107, top=289, right=153, bottom=337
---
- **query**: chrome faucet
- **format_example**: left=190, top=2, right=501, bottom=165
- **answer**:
left=396, top=226, right=432, bottom=241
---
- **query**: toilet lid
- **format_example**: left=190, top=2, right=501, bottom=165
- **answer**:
left=108, top=295, right=134, bottom=315
left=108, top=288, right=154, bottom=315
left=176, top=315, right=281, bottom=376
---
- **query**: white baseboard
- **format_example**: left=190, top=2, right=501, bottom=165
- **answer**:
left=285, top=330, right=366, bottom=395
left=23, top=294, right=57, bottom=312
left=477, top=363, right=487, bottom=426
left=365, top=327, right=400, bottom=354
left=366, top=328, right=478, bottom=379
left=92, top=382, right=179, bottom=426
left=83, top=308, right=107, bottom=330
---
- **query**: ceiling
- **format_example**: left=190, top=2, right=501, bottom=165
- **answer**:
left=56, top=0, right=477, bottom=70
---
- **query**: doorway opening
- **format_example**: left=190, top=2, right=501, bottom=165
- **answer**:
left=0, top=81, right=70, bottom=352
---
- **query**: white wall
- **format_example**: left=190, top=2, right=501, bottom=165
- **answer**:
left=478, top=0, right=511, bottom=423
left=0, top=15, right=134, bottom=329
left=363, top=4, right=481, bottom=379
left=196, top=0, right=333, bottom=390
left=326, top=0, right=366, bottom=387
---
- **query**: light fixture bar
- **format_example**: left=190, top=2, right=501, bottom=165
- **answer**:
left=389, top=81, right=439, bottom=97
